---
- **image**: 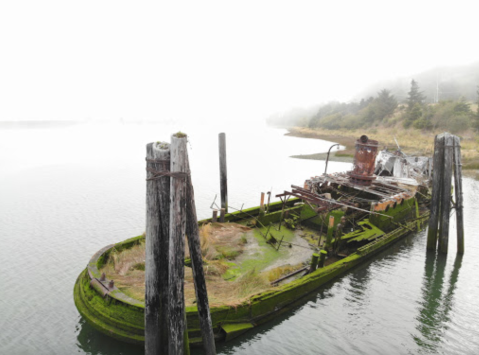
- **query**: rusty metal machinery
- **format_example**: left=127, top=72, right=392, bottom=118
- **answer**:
left=348, top=135, right=379, bottom=186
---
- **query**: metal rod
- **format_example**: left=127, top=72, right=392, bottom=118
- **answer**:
left=324, top=143, right=340, bottom=175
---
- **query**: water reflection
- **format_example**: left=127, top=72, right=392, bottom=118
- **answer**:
left=415, top=252, right=463, bottom=352
left=76, top=317, right=144, bottom=355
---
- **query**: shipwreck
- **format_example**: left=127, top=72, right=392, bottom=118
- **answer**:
left=74, top=134, right=432, bottom=346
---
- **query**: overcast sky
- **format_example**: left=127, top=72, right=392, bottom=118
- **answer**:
left=1, top=1, right=477, bottom=123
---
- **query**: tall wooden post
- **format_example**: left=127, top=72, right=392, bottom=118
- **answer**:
left=185, top=154, right=217, bottom=355
left=168, top=133, right=188, bottom=354
left=219, top=133, right=228, bottom=213
left=266, top=191, right=272, bottom=213
left=453, top=136, right=465, bottom=254
left=318, top=250, right=327, bottom=268
left=145, top=142, right=170, bottom=355
left=439, top=134, right=454, bottom=253
left=259, top=192, right=265, bottom=216
left=427, top=134, right=445, bottom=250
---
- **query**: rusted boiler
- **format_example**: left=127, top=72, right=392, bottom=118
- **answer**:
left=348, top=135, right=379, bottom=186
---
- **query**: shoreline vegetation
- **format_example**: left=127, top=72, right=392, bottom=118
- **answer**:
left=286, top=126, right=479, bottom=170
left=268, top=77, right=479, bottom=170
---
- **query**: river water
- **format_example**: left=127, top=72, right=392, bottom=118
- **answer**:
left=0, top=122, right=478, bottom=355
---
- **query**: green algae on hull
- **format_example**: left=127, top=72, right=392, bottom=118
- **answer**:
left=73, top=196, right=430, bottom=346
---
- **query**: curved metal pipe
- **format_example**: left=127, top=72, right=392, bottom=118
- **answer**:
left=324, top=143, right=340, bottom=175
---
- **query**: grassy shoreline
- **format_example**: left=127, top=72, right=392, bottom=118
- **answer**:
left=286, top=126, right=479, bottom=169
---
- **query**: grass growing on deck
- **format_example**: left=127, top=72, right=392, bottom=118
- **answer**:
left=100, top=223, right=310, bottom=307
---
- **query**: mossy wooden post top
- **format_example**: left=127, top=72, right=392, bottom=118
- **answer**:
left=173, top=132, right=188, bottom=139
left=155, top=141, right=170, bottom=151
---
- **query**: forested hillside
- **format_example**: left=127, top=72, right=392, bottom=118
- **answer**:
left=267, top=63, right=479, bottom=135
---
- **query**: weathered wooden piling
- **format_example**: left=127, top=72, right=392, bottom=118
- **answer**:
left=439, top=134, right=454, bottom=253
left=259, top=192, right=265, bottom=216
left=219, top=133, right=228, bottom=213
left=453, top=136, right=464, bottom=254
left=427, top=132, right=464, bottom=254
left=309, top=253, right=319, bottom=272
left=145, top=142, right=170, bottom=355
left=168, top=133, right=188, bottom=354
left=212, top=209, right=218, bottom=223
left=266, top=191, right=271, bottom=213
left=318, top=250, right=327, bottom=268
left=427, top=134, right=445, bottom=250
left=185, top=154, right=217, bottom=355
left=220, top=208, right=225, bottom=223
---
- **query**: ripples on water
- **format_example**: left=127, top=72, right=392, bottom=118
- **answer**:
left=1, top=122, right=478, bottom=355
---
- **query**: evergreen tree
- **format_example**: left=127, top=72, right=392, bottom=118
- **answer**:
left=376, top=89, right=398, bottom=118
left=407, top=80, right=426, bottom=110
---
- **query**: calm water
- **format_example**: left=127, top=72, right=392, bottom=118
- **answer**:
left=0, top=122, right=478, bottom=355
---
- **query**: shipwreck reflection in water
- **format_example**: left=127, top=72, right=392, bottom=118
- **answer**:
left=415, top=251, right=463, bottom=352
left=76, top=317, right=143, bottom=355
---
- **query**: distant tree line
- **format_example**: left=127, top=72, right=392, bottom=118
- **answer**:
left=402, top=80, right=479, bottom=132
left=308, top=89, right=398, bottom=130
left=276, top=80, right=479, bottom=134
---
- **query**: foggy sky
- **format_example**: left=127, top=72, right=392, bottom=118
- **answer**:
left=1, top=1, right=477, bottom=123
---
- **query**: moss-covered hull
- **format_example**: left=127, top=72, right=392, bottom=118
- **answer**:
left=74, top=196, right=430, bottom=346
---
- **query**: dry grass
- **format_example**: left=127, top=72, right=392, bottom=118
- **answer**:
left=265, top=264, right=304, bottom=282
left=287, top=126, right=479, bottom=169
left=101, top=241, right=146, bottom=300
left=185, top=268, right=271, bottom=307
left=100, top=223, right=276, bottom=307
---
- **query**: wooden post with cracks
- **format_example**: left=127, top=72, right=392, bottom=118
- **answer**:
left=145, top=142, right=170, bottom=355
left=439, top=134, right=454, bottom=253
left=427, top=134, right=445, bottom=250
left=427, top=132, right=465, bottom=254
left=185, top=152, right=217, bottom=355
left=168, top=133, right=189, bottom=355
left=453, top=136, right=464, bottom=254
left=219, top=133, right=228, bottom=213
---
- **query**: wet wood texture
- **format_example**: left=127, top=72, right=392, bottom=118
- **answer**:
left=168, top=135, right=188, bottom=354
left=219, top=133, right=228, bottom=213
left=185, top=153, right=217, bottom=355
left=145, top=142, right=170, bottom=355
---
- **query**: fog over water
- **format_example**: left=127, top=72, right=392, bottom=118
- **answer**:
left=1, top=123, right=479, bottom=355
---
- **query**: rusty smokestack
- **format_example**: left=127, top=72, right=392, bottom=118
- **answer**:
left=348, top=135, right=379, bottom=186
